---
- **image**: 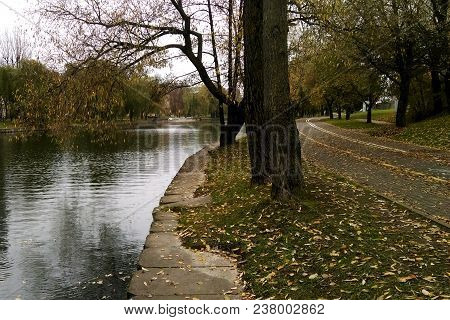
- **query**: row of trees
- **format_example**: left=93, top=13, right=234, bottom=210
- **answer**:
left=167, top=85, right=219, bottom=118
left=6, top=0, right=444, bottom=199
left=37, top=0, right=304, bottom=198
left=289, top=0, right=449, bottom=126
left=0, top=58, right=168, bottom=129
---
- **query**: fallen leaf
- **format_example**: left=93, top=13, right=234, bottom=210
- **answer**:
left=398, top=274, right=416, bottom=283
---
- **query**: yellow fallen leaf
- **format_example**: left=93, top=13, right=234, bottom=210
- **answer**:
left=421, top=289, right=431, bottom=296
left=398, top=274, right=416, bottom=283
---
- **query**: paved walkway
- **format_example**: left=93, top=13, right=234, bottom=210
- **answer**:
left=128, top=145, right=242, bottom=300
left=298, top=118, right=450, bottom=227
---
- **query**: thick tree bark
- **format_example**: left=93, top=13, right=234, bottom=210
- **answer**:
left=263, top=0, right=303, bottom=199
left=345, top=108, right=351, bottom=120
left=228, top=0, right=234, bottom=99
left=431, top=0, right=449, bottom=111
left=226, top=102, right=245, bottom=144
left=430, top=69, right=443, bottom=115
left=367, top=98, right=373, bottom=124
left=396, top=73, right=411, bottom=127
left=244, top=0, right=303, bottom=196
left=243, top=0, right=268, bottom=184
left=207, top=0, right=228, bottom=146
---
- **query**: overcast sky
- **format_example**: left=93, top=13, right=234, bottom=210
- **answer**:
left=0, top=0, right=194, bottom=78
left=0, top=0, right=32, bottom=33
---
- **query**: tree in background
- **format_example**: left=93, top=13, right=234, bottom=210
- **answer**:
left=38, top=0, right=246, bottom=145
left=182, top=85, right=219, bottom=117
left=124, top=76, right=165, bottom=121
left=0, top=28, right=31, bottom=68
left=0, top=65, right=17, bottom=120
left=13, top=60, right=60, bottom=130
left=291, top=0, right=448, bottom=127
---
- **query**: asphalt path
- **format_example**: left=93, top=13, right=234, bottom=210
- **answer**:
left=297, top=118, right=450, bottom=227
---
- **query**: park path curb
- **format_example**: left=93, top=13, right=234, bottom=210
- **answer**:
left=128, top=144, right=242, bottom=300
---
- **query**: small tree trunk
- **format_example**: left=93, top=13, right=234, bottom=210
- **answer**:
left=337, top=106, right=342, bottom=119
left=431, top=69, right=443, bottom=115
left=345, top=108, right=351, bottom=120
left=396, top=73, right=411, bottom=127
left=218, top=103, right=226, bottom=147
left=367, top=102, right=372, bottom=124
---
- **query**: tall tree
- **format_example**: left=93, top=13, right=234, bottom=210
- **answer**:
left=0, top=28, right=31, bottom=67
left=244, top=0, right=303, bottom=198
left=39, top=0, right=245, bottom=145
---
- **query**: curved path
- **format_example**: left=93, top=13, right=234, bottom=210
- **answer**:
left=297, top=118, right=450, bottom=227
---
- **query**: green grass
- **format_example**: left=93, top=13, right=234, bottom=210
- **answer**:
left=393, top=115, right=450, bottom=150
left=326, top=114, right=449, bottom=150
left=177, top=140, right=449, bottom=299
left=351, top=109, right=396, bottom=123
left=325, top=119, right=388, bottom=130
left=0, top=121, right=15, bottom=129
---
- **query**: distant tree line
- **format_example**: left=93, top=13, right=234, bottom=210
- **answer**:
left=289, top=0, right=449, bottom=126
left=167, top=85, right=229, bottom=119
left=0, top=30, right=221, bottom=130
left=0, top=58, right=168, bottom=130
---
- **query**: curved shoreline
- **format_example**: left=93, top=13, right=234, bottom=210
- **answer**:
left=128, top=144, right=242, bottom=300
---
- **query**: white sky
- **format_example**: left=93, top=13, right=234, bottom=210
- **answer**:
left=0, top=0, right=194, bottom=78
left=0, top=0, right=32, bottom=32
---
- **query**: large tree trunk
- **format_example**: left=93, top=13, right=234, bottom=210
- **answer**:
left=345, top=108, right=351, bottom=120
left=431, top=68, right=443, bottom=115
left=226, top=102, right=245, bottom=144
left=263, top=0, right=303, bottom=199
left=431, top=0, right=449, bottom=111
left=396, top=73, right=411, bottom=127
left=243, top=0, right=303, bottom=196
left=243, top=0, right=268, bottom=184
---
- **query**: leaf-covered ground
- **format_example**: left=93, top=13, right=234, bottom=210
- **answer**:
left=326, top=114, right=449, bottom=150
left=351, top=109, right=396, bottom=123
left=177, top=140, right=449, bottom=300
left=393, top=115, right=450, bottom=150
left=0, top=121, right=16, bottom=129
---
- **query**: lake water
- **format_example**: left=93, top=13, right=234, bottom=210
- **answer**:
left=0, top=122, right=218, bottom=299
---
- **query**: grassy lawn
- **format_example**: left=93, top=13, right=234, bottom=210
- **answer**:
left=177, top=140, right=449, bottom=299
left=393, top=115, right=450, bottom=150
left=351, top=109, right=396, bottom=123
left=325, top=114, right=449, bottom=150
left=326, top=119, right=387, bottom=130
left=0, top=121, right=15, bottom=129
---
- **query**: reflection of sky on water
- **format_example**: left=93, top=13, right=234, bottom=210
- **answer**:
left=0, top=123, right=218, bottom=299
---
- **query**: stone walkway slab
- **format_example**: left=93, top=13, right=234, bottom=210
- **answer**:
left=128, top=146, right=242, bottom=300
left=138, top=247, right=235, bottom=268
left=129, top=268, right=240, bottom=297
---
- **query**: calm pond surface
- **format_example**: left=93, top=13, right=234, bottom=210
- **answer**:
left=0, top=122, right=218, bottom=299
